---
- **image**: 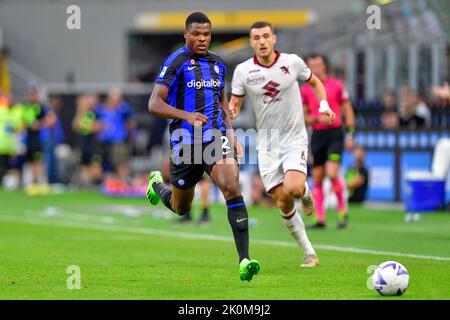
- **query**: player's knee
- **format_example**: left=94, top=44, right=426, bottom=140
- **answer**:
left=286, top=185, right=305, bottom=199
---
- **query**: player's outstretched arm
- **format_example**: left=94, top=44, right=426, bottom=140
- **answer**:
left=307, top=74, right=336, bottom=124
left=148, top=84, right=208, bottom=126
left=228, top=94, right=244, bottom=119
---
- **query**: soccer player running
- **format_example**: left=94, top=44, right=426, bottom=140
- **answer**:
left=146, top=12, right=260, bottom=281
left=301, top=54, right=355, bottom=229
left=229, top=22, right=335, bottom=268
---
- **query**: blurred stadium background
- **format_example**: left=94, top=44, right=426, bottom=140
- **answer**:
left=0, top=0, right=449, bottom=208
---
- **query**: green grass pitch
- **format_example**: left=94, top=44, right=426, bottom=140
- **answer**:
left=0, top=190, right=449, bottom=299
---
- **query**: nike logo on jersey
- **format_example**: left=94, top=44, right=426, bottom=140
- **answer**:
left=237, top=218, right=248, bottom=223
left=187, top=66, right=196, bottom=70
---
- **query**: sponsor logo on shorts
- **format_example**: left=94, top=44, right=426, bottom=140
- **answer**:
left=178, top=179, right=185, bottom=186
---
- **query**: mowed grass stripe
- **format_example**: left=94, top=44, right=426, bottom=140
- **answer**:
left=1, top=214, right=449, bottom=262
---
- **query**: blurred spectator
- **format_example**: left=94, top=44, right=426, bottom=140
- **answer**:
left=40, top=95, right=65, bottom=184
left=0, top=92, right=21, bottom=183
left=72, top=94, right=103, bottom=186
left=431, top=82, right=450, bottom=100
left=95, top=89, right=135, bottom=180
left=345, top=145, right=369, bottom=203
left=22, top=87, right=48, bottom=184
left=380, top=89, right=399, bottom=129
left=398, top=87, right=430, bottom=129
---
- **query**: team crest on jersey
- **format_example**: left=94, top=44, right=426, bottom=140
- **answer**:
left=214, top=65, right=220, bottom=74
left=190, top=59, right=196, bottom=65
left=280, top=66, right=290, bottom=75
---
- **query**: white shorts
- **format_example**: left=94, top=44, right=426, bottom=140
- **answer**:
left=257, top=145, right=308, bottom=192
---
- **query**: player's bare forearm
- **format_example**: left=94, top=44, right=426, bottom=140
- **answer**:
left=342, top=101, right=355, bottom=129
left=220, top=91, right=237, bottom=146
left=148, top=84, right=190, bottom=121
left=307, top=74, right=327, bottom=102
left=303, top=104, right=315, bottom=125
left=220, top=90, right=233, bottom=131
left=228, top=94, right=244, bottom=119
left=221, top=90, right=243, bottom=158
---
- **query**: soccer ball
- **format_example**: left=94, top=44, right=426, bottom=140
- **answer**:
left=372, top=261, right=410, bottom=296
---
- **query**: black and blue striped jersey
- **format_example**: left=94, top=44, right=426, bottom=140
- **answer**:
left=155, top=45, right=228, bottom=148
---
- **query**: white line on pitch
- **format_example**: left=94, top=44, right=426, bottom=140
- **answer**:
left=1, top=214, right=450, bottom=262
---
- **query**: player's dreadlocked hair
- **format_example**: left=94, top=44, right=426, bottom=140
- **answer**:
left=185, top=12, right=211, bottom=29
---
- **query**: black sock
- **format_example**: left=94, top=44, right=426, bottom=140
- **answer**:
left=153, top=182, right=174, bottom=212
left=226, top=196, right=249, bottom=262
left=202, top=207, right=209, bottom=217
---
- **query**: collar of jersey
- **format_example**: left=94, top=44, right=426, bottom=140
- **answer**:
left=253, top=51, right=280, bottom=68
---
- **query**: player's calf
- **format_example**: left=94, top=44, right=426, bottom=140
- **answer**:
left=172, top=203, right=191, bottom=216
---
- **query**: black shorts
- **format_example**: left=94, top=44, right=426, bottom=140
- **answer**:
left=0, top=155, right=12, bottom=178
left=311, top=126, right=345, bottom=167
left=25, top=141, right=43, bottom=162
left=79, top=135, right=101, bottom=165
left=170, top=133, right=237, bottom=190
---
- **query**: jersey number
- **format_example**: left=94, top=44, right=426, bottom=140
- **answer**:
left=221, top=136, right=231, bottom=155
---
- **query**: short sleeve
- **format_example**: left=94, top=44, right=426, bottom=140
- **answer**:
left=155, top=52, right=188, bottom=89
left=155, top=62, right=178, bottom=89
left=293, top=55, right=312, bottom=82
left=231, top=65, right=246, bottom=97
